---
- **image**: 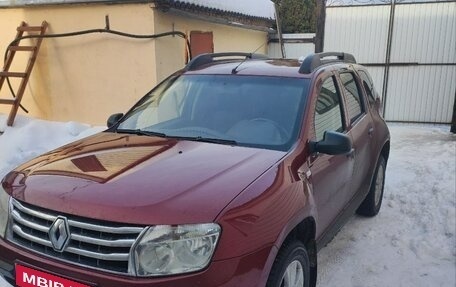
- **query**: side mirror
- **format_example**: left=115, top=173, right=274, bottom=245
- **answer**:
left=107, top=113, right=124, bottom=128
left=310, top=131, right=353, bottom=155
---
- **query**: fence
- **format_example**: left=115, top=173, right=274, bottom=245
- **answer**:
left=324, top=1, right=456, bottom=123
left=268, top=33, right=315, bottom=59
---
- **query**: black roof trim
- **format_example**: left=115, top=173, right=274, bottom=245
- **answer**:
left=299, top=52, right=357, bottom=74
left=184, top=52, right=269, bottom=71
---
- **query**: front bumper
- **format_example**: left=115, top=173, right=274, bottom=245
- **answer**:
left=0, top=238, right=274, bottom=287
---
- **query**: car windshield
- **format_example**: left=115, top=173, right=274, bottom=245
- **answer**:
left=117, top=74, right=309, bottom=151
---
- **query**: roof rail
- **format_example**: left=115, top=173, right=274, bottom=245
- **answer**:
left=184, top=52, right=269, bottom=71
left=299, top=52, right=356, bottom=74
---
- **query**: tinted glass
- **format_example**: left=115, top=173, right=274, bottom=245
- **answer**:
left=340, top=72, right=364, bottom=123
left=118, top=75, right=309, bottom=151
left=314, top=77, right=343, bottom=142
left=358, top=70, right=376, bottom=106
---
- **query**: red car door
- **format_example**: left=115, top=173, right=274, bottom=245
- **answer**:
left=306, top=74, right=355, bottom=238
left=337, top=71, right=376, bottom=203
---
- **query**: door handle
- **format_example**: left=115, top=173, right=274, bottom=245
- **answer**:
left=298, top=169, right=312, bottom=180
left=346, top=148, right=355, bottom=159
left=368, top=127, right=374, bottom=136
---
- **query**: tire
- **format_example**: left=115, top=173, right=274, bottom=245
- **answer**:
left=356, top=155, right=386, bottom=217
left=266, top=240, right=310, bottom=287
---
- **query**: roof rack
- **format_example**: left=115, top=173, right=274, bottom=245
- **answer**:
left=184, top=52, right=269, bottom=71
left=299, top=52, right=356, bottom=74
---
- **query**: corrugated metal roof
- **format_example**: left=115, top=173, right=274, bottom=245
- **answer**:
left=154, top=0, right=275, bottom=29
left=176, top=0, right=275, bottom=20
left=0, top=0, right=276, bottom=21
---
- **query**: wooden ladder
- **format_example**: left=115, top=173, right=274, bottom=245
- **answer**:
left=0, top=21, right=48, bottom=126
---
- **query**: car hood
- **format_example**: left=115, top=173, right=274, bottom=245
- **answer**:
left=5, top=132, right=286, bottom=225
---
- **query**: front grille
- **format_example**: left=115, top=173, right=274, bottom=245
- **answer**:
left=8, top=198, right=145, bottom=274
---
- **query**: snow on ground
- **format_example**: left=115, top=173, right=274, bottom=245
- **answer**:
left=317, top=124, right=456, bottom=287
left=0, top=115, right=455, bottom=286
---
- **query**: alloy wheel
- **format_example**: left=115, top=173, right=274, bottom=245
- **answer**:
left=280, top=260, right=304, bottom=287
left=374, top=163, right=385, bottom=207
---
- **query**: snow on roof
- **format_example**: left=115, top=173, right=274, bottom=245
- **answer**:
left=176, top=0, right=276, bottom=19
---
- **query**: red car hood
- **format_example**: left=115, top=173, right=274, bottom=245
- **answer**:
left=5, top=132, right=285, bottom=225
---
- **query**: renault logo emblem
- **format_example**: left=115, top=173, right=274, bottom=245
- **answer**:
left=49, top=216, right=70, bottom=252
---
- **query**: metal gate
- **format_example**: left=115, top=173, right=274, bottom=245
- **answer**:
left=324, top=1, right=456, bottom=123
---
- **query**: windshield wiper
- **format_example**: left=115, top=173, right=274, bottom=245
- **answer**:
left=173, top=136, right=238, bottom=146
left=115, top=130, right=237, bottom=145
left=115, top=129, right=167, bottom=138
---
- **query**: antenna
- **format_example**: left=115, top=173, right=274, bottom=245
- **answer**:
left=231, top=41, right=268, bottom=74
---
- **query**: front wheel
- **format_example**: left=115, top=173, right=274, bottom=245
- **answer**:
left=266, top=240, right=310, bottom=287
left=357, top=155, right=386, bottom=217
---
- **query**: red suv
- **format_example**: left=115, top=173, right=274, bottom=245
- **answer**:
left=0, top=52, right=389, bottom=287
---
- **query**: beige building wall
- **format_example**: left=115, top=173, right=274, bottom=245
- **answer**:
left=153, top=10, right=269, bottom=83
left=0, top=3, right=159, bottom=125
left=0, top=4, right=268, bottom=125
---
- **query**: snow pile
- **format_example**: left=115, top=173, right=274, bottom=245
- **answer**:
left=0, top=114, right=104, bottom=179
left=318, top=124, right=456, bottom=287
left=177, top=0, right=276, bottom=19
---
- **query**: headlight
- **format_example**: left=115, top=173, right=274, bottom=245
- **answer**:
left=0, top=185, right=10, bottom=238
left=130, top=223, right=221, bottom=276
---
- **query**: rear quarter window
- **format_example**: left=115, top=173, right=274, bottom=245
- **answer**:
left=358, top=70, right=376, bottom=106
left=339, top=72, right=364, bottom=124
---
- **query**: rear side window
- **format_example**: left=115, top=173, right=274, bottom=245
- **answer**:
left=314, top=77, right=344, bottom=142
left=339, top=72, right=364, bottom=123
left=358, top=70, right=376, bottom=106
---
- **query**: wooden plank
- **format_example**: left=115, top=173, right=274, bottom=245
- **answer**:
left=0, top=99, right=15, bottom=105
left=17, top=26, right=43, bottom=32
left=8, top=46, right=36, bottom=52
left=0, top=72, right=27, bottom=77
left=315, top=0, right=326, bottom=53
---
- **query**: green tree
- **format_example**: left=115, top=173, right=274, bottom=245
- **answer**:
left=274, top=0, right=317, bottom=33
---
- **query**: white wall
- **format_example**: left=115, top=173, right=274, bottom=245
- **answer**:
left=268, top=33, right=315, bottom=59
